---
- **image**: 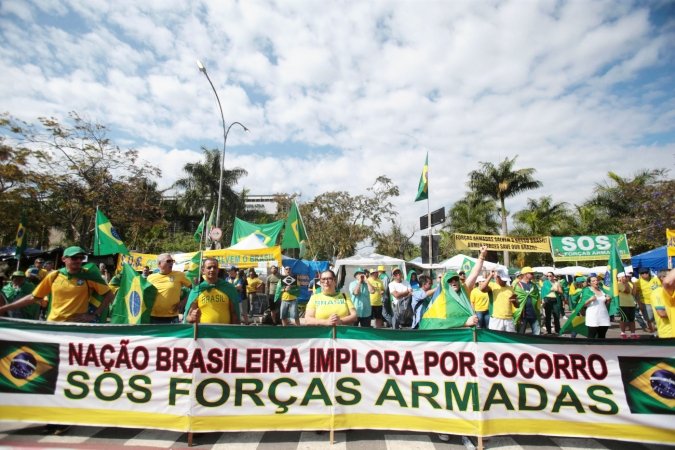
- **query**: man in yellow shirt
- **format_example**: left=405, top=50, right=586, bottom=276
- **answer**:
left=147, top=253, right=191, bottom=324
left=470, top=275, right=491, bottom=328
left=652, top=270, right=673, bottom=338
left=0, top=246, right=113, bottom=323
left=635, top=267, right=661, bottom=334
left=184, top=258, right=240, bottom=325
left=367, top=268, right=384, bottom=328
left=487, top=272, right=517, bottom=332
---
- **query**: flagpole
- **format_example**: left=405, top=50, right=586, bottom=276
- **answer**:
left=427, top=198, right=432, bottom=266
left=94, top=206, right=99, bottom=256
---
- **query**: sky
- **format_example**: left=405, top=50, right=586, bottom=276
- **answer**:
left=1, top=0, right=674, bottom=244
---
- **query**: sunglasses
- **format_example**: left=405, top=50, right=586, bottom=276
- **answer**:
left=68, top=255, right=85, bottom=261
left=163, top=260, right=175, bottom=264
left=320, top=277, right=335, bottom=282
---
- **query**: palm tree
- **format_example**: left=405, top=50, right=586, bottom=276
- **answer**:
left=173, top=147, right=248, bottom=225
left=468, top=156, right=542, bottom=267
left=446, top=192, right=500, bottom=235
left=512, top=196, right=572, bottom=236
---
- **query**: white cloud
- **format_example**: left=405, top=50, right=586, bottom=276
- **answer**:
left=1, top=0, right=673, bottom=245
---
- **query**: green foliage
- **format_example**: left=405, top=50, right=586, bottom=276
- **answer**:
left=301, top=176, right=400, bottom=260
left=445, top=192, right=500, bottom=235
left=372, top=223, right=418, bottom=260
left=0, top=112, right=164, bottom=250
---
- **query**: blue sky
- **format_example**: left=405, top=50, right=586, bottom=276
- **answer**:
left=1, top=0, right=673, bottom=241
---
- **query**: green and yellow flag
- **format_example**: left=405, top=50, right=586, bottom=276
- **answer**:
left=281, top=201, right=308, bottom=255
left=618, top=356, right=675, bottom=415
left=0, top=341, right=59, bottom=394
left=109, top=263, right=157, bottom=324
left=460, top=257, right=476, bottom=273
left=185, top=251, right=203, bottom=284
left=14, top=215, right=27, bottom=258
left=607, top=237, right=625, bottom=316
left=193, top=215, right=205, bottom=243
left=94, top=209, right=129, bottom=256
left=231, top=217, right=285, bottom=247
left=414, top=152, right=428, bottom=202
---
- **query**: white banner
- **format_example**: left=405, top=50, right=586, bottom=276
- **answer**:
left=0, top=320, right=673, bottom=444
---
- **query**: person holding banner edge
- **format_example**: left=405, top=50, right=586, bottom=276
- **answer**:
left=304, top=269, right=357, bottom=326
left=184, top=257, right=240, bottom=325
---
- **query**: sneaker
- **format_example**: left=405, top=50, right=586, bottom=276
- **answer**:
left=461, top=436, right=476, bottom=449
left=438, top=434, right=450, bottom=442
left=630, top=334, right=639, bottom=339
left=620, top=333, right=627, bottom=339
left=51, top=425, right=72, bottom=436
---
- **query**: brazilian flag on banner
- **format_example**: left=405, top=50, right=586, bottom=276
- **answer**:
left=618, top=356, right=675, bottom=415
left=110, top=263, right=157, bottom=324
left=0, top=341, right=59, bottom=394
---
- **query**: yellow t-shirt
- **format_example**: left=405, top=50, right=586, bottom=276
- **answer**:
left=637, top=276, right=662, bottom=305
left=367, top=277, right=383, bottom=306
left=470, top=287, right=490, bottom=312
left=618, top=281, right=635, bottom=307
left=196, top=287, right=237, bottom=324
left=246, top=278, right=262, bottom=295
left=147, top=271, right=191, bottom=317
left=652, top=286, right=673, bottom=338
left=33, top=271, right=110, bottom=322
left=306, top=292, right=355, bottom=320
left=490, top=283, right=516, bottom=320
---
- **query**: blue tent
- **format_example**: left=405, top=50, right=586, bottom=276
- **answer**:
left=281, top=256, right=330, bottom=303
left=630, top=246, right=674, bottom=272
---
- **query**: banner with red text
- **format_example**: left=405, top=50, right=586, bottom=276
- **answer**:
left=0, top=320, right=673, bottom=444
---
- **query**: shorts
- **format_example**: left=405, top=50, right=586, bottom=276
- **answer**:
left=643, top=304, right=655, bottom=322
left=620, top=306, right=635, bottom=322
left=488, top=317, right=515, bottom=332
left=280, top=300, right=298, bottom=320
left=356, top=316, right=372, bottom=327
left=371, top=306, right=383, bottom=320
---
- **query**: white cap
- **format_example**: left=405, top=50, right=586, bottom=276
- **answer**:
left=617, top=272, right=626, bottom=278
left=476, top=276, right=487, bottom=283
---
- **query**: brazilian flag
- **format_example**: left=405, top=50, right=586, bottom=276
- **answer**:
left=94, top=209, right=130, bottom=256
left=0, top=341, right=59, bottom=394
left=460, top=257, right=476, bottom=273
left=110, top=263, right=157, bottom=324
left=618, top=356, right=675, bottom=415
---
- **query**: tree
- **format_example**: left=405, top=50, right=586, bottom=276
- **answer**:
left=301, top=176, right=400, bottom=260
left=468, top=156, right=542, bottom=267
left=372, top=223, right=418, bottom=260
left=172, top=147, right=248, bottom=242
left=0, top=112, right=164, bottom=249
left=445, top=192, right=500, bottom=235
left=512, top=196, right=572, bottom=237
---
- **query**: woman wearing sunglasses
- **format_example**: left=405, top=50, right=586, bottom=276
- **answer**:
left=304, top=270, right=357, bottom=326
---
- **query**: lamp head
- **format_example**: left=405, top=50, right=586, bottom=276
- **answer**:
left=197, top=60, right=206, bottom=73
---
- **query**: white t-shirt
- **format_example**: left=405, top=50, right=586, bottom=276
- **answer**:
left=388, top=280, right=410, bottom=306
left=585, top=292, right=610, bottom=327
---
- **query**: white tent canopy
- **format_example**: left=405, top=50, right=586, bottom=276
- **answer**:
left=438, top=254, right=508, bottom=278
left=406, top=257, right=446, bottom=271
left=228, top=233, right=267, bottom=250
left=334, top=253, right=406, bottom=275
left=553, top=266, right=592, bottom=276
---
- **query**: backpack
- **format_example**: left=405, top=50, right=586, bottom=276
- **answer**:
left=395, top=294, right=413, bottom=327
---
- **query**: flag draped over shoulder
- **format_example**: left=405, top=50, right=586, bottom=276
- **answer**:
left=94, top=209, right=129, bottom=256
left=183, top=279, right=241, bottom=323
left=281, top=201, right=308, bottom=254
left=414, top=152, right=428, bottom=202
left=419, top=272, right=473, bottom=329
left=110, top=263, right=157, bottom=324
left=559, top=285, right=610, bottom=337
left=14, top=216, right=27, bottom=258
left=230, top=217, right=284, bottom=247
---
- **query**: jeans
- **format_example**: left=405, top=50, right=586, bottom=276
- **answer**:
left=476, top=311, right=490, bottom=329
left=518, top=317, right=540, bottom=335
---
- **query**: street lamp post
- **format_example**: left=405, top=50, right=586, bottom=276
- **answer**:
left=196, top=60, right=249, bottom=236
